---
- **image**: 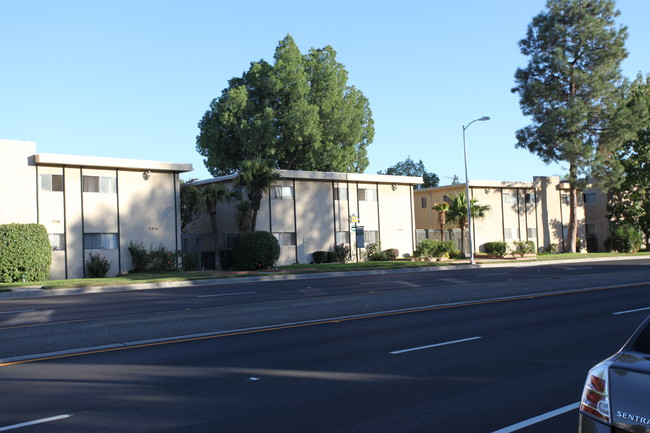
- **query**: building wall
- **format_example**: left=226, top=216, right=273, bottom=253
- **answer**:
left=414, top=176, right=586, bottom=253
left=0, top=139, right=189, bottom=279
left=185, top=172, right=421, bottom=266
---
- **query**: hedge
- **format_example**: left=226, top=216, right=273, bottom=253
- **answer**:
left=233, top=231, right=280, bottom=270
left=0, top=223, right=52, bottom=282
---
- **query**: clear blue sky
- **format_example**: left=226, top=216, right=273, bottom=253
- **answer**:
left=2, top=0, right=648, bottom=183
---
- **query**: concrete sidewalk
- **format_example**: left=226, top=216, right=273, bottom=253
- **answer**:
left=1, top=254, right=647, bottom=300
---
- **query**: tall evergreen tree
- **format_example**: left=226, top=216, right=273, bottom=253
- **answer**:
left=197, top=35, right=373, bottom=176
left=512, top=0, right=645, bottom=252
left=378, top=156, right=440, bottom=189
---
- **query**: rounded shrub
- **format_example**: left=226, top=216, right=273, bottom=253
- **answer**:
left=484, top=241, right=507, bottom=257
left=607, top=224, right=644, bottom=253
left=313, top=251, right=328, bottom=264
left=0, top=223, right=52, bottom=283
left=233, top=231, right=280, bottom=270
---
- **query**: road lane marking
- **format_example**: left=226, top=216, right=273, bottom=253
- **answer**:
left=484, top=273, right=508, bottom=276
left=361, top=280, right=402, bottom=285
left=390, top=337, right=482, bottom=355
left=2, top=281, right=649, bottom=367
left=0, top=310, right=35, bottom=315
left=196, top=291, right=256, bottom=298
left=0, top=414, right=72, bottom=431
left=613, top=306, right=650, bottom=315
left=491, top=402, right=578, bottom=433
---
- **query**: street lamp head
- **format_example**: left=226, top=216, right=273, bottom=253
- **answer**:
left=479, top=116, right=490, bottom=121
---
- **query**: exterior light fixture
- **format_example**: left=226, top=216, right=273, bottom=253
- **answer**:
left=143, top=170, right=151, bottom=181
left=462, top=116, right=490, bottom=264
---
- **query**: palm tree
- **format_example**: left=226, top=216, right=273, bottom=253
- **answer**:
left=446, top=192, right=490, bottom=257
left=236, top=158, right=281, bottom=231
left=194, top=183, right=240, bottom=271
left=432, top=202, right=450, bottom=241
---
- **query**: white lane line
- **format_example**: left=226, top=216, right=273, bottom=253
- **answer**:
left=361, top=280, right=402, bottom=285
left=491, top=402, right=579, bottom=433
left=196, top=291, right=256, bottom=298
left=0, top=414, right=72, bottom=431
left=613, top=306, right=650, bottom=315
left=390, top=336, right=481, bottom=355
left=484, top=273, right=508, bottom=276
left=0, top=310, right=36, bottom=315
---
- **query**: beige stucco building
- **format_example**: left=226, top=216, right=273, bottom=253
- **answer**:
left=0, top=139, right=192, bottom=279
left=414, top=176, right=586, bottom=254
left=184, top=170, right=423, bottom=267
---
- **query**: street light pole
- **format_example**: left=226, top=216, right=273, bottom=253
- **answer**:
left=462, top=116, right=490, bottom=264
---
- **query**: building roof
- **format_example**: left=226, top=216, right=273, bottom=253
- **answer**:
left=414, top=176, right=571, bottom=193
left=197, top=169, right=423, bottom=186
left=34, top=153, right=193, bottom=173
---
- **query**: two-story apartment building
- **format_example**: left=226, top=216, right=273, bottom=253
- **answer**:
left=183, top=170, right=423, bottom=266
left=0, top=139, right=192, bottom=278
left=414, top=176, right=586, bottom=254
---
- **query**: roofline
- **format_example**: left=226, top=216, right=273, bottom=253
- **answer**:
left=197, top=170, right=423, bottom=185
left=34, top=153, right=193, bottom=173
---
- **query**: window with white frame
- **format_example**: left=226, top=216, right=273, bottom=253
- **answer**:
left=525, top=193, right=536, bottom=204
left=502, top=191, right=517, bottom=204
left=336, top=231, right=350, bottom=245
left=273, top=232, right=296, bottom=246
left=84, top=233, right=118, bottom=250
left=365, top=230, right=378, bottom=243
left=40, top=174, right=64, bottom=192
left=561, top=194, right=570, bottom=205
left=49, top=233, right=65, bottom=251
left=504, top=228, right=519, bottom=240
left=333, top=186, right=348, bottom=201
left=358, top=188, right=377, bottom=201
left=272, top=185, right=294, bottom=200
left=83, top=176, right=116, bottom=193
left=421, top=197, right=427, bottom=208
left=526, top=227, right=537, bottom=239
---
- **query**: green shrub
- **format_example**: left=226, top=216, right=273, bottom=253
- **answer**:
left=0, top=223, right=51, bottom=283
left=511, top=240, right=536, bottom=257
left=334, top=243, right=350, bottom=263
left=365, top=241, right=385, bottom=261
left=484, top=241, right=507, bottom=257
left=543, top=243, right=558, bottom=254
left=606, top=224, right=644, bottom=253
left=383, top=248, right=399, bottom=260
left=182, top=252, right=200, bottom=271
left=86, top=253, right=111, bottom=278
left=313, top=251, right=328, bottom=264
left=128, top=241, right=180, bottom=273
left=327, top=251, right=337, bottom=263
left=449, top=249, right=463, bottom=260
left=415, top=239, right=455, bottom=261
left=233, top=231, right=280, bottom=270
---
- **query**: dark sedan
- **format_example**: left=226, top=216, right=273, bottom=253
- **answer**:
left=579, top=316, right=650, bottom=433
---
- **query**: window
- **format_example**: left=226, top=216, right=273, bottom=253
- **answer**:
left=40, top=174, right=63, bottom=192
left=273, top=232, right=296, bottom=246
left=83, top=176, right=116, bottom=193
left=525, top=193, right=536, bottom=204
left=586, top=224, right=597, bottom=235
left=365, top=230, right=379, bottom=243
left=49, top=233, right=65, bottom=251
left=502, top=191, right=517, bottom=204
left=334, top=187, right=348, bottom=201
left=561, top=194, right=570, bottom=205
left=84, top=233, right=118, bottom=250
left=336, top=231, right=350, bottom=245
left=359, top=188, right=377, bottom=201
left=272, top=185, right=293, bottom=200
left=526, top=228, right=537, bottom=239
left=421, top=197, right=427, bottom=208
left=583, top=192, right=597, bottom=203
left=504, top=228, right=519, bottom=240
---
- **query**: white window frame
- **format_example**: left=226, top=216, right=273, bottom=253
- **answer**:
left=83, top=176, right=116, bottom=193
left=502, top=191, right=517, bottom=204
left=335, top=231, right=350, bottom=245
left=40, top=174, right=64, bottom=192
left=273, top=232, right=296, bottom=246
left=334, top=186, right=348, bottom=201
left=84, top=233, right=118, bottom=250
left=272, top=185, right=294, bottom=200
left=504, top=228, right=519, bottom=240
left=359, top=188, right=377, bottom=202
left=49, top=233, right=66, bottom=251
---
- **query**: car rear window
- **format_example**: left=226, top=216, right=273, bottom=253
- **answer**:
left=633, top=322, right=650, bottom=354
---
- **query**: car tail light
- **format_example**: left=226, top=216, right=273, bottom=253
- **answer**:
left=580, top=361, right=612, bottom=424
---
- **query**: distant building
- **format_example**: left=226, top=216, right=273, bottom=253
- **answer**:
left=183, top=170, right=423, bottom=267
left=413, top=176, right=586, bottom=254
left=582, top=186, right=610, bottom=252
left=0, top=139, right=192, bottom=279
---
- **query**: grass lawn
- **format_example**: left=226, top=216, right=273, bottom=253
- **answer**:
left=0, top=251, right=647, bottom=291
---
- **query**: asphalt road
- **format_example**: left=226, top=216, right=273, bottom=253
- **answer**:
left=1, top=259, right=650, bottom=432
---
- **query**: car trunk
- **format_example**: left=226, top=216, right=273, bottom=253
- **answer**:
left=610, top=354, right=650, bottom=433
